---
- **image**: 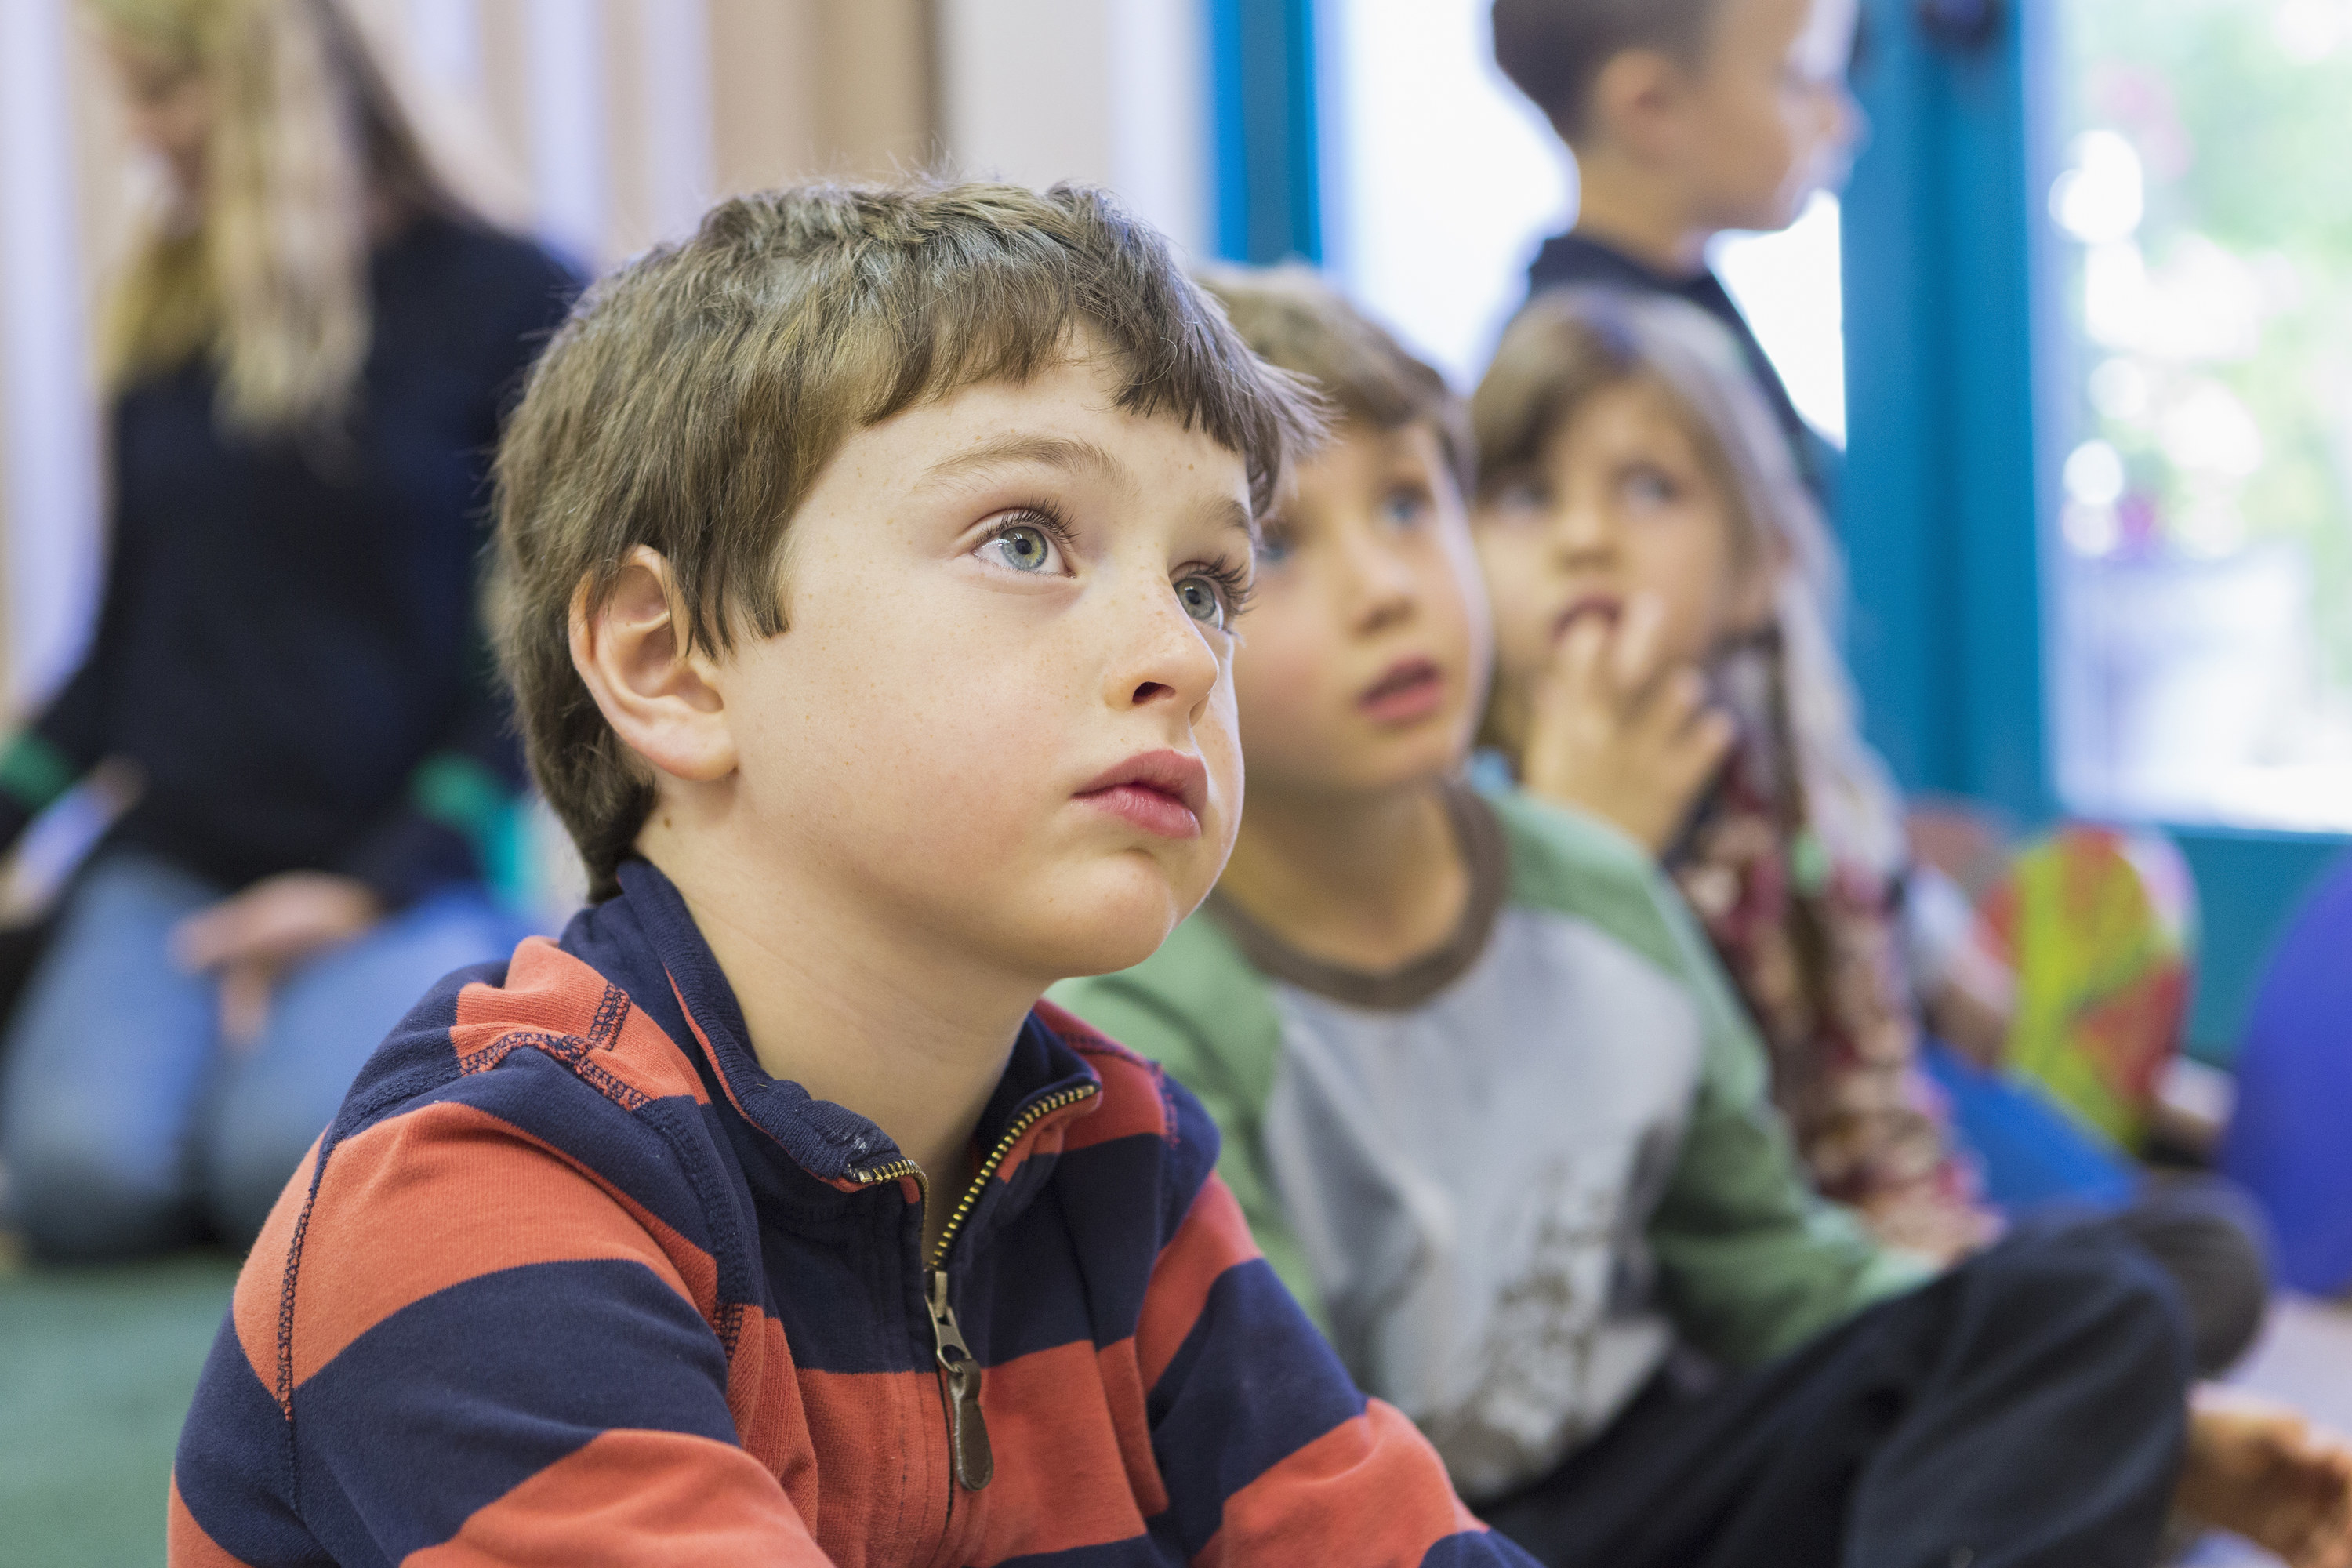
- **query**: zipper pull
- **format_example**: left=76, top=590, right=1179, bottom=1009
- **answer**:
left=927, top=1269, right=993, bottom=1491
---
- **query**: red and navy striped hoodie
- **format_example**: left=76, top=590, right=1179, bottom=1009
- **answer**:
left=170, top=858, right=1524, bottom=1566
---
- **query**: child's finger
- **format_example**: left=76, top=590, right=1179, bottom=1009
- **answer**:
left=1544, top=612, right=1615, bottom=707
left=1610, top=593, right=1671, bottom=697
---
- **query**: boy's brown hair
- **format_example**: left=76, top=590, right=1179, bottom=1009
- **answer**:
left=494, top=176, right=1321, bottom=898
left=1196, top=264, right=1472, bottom=496
left=1490, top=0, right=1725, bottom=140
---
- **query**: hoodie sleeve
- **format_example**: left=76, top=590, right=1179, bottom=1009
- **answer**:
left=169, top=1091, right=830, bottom=1567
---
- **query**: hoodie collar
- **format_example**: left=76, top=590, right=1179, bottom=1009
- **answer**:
left=586, top=859, right=1103, bottom=1197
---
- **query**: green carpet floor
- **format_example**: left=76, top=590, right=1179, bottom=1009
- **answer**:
left=0, top=1251, right=238, bottom=1568
left=0, top=1250, right=2344, bottom=1567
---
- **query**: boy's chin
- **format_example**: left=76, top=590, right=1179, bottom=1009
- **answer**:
left=1301, top=733, right=1473, bottom=799
left=1022, top=863, right=1206, bottom=982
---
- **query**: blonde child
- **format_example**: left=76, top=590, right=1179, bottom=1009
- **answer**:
left=1468, top=281, right=2352, bottom=1564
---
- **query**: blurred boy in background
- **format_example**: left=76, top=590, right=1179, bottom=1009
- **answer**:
left=1494, top=0, right=1856, bottom=510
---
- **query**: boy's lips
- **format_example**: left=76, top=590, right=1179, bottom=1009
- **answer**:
left=1358, top=655, right=1447, bottom=726
left=1074, top=749, right=1207, bottom=840
left=1551, top=593, right=1624, bottom=644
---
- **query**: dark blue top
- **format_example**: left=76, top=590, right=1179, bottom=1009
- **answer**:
left=1528, top=230, right=1841, bottom=517
left=8, top=214, right=579, bottom=906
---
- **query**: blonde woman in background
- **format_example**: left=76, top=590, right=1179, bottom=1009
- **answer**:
left=0, top=0, right=577, bottom=1258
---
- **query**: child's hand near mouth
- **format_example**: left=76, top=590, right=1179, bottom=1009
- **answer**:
left=1518, top=593, right=1734, bottom=855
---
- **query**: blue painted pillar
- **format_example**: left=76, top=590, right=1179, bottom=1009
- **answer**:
left=1207, top=0, right=1323, bottom=265
left=1840, top=0, right=2059, bottom=825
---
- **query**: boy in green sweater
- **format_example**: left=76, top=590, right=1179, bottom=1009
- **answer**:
left=1054, top=268, right=2349, bottom=1568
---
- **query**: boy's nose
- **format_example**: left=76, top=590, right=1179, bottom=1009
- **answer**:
left=1340, top=537, right=1421, bottom=634
left=1550, top=503, right=1617, bottom=564
left=1104, top=590, right=1221, bottom=713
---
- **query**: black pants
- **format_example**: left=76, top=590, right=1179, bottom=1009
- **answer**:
left=2109, top=1172, right=2272, bottom=1377
left=1479, top=1221, right=2192, bottom=1568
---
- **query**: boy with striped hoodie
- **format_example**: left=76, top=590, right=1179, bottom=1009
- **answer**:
left=169, top=178, right=1534, bottom=1568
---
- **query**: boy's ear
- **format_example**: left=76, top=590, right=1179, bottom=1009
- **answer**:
left=570, top=546, right=737, bottom=786
left=1586, top=49, right=1690, bottom=162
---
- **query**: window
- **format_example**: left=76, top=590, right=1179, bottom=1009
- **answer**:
left=1321, top=0, right=1569, bottom=384
left=1715, top=193, right=1849, bottom=448
left=2047, top=0, right=2352, bottom=831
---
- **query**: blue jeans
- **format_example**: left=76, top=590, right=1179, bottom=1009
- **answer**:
left=0, top=849, right=532, bottom=1258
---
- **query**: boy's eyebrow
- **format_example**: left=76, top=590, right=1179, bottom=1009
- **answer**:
left=920, top=431, right=1258, bottom=544
left=918, top=434, right=1125, bottom=491
left=1201, top=495, right=1257, bottom=546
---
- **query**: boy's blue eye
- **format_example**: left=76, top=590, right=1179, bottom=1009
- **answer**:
left=1380, top=487, right=1429, bottom=529
left=986, top=524, right=1059, bottom=573
left=1175, top=575, right=1227, bottom=630
left=1622, top=466, right=1679, bottom=508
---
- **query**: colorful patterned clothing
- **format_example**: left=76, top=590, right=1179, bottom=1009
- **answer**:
left=1668, top=739, right=1998, bottom=1264
left=169, top=858, right=1522, bottom=1567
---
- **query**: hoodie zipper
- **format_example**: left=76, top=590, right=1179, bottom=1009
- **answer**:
left=855, top=1080, right=1100, bottom=1520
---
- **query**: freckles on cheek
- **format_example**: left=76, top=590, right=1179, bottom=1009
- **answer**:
left=889, top=674, right=1029, bottom=804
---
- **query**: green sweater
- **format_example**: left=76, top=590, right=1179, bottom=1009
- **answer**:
left=1054, top=786, right=1927, bottom=1497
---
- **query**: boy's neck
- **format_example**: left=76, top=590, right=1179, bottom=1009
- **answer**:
left=1567, top=144, right=1714, bottom=278
left=644, top=827, right=1030, bottom=1255
left=1215, top=775, right=1470, bottom=976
